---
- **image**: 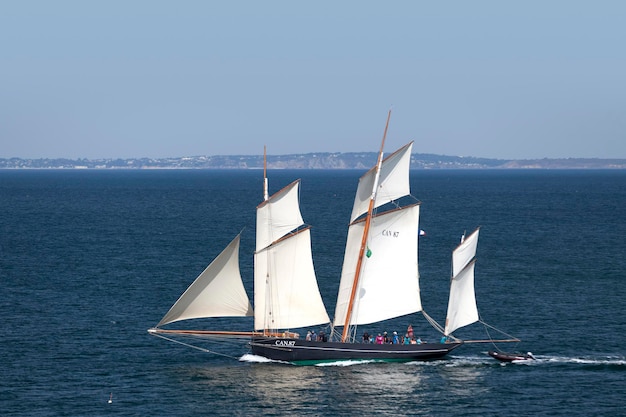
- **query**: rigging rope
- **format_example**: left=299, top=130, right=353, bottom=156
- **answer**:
left=421, top=311, right=463, bottom=342
left=151, top=332, right=243, bottom=360
left=479, top=319, right=520, bottom=341
left=479, top=319, right=521, bottom=351
left=421, top=310, right=445, bottom=334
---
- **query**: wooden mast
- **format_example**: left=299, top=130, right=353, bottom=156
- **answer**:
left=341, top=110, right=392, bottom=342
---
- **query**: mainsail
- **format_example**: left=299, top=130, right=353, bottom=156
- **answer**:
left=334, top=204, right=422, bottom=326
left=444, top=228, right=480, bottom=336
left=254, top=179, right=330, bottom=332
left=156, top=234, right=253, bottom=328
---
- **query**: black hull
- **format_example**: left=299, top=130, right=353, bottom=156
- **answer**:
left=250, top=337, right=463, bottom=365
left=488, top=351, right=534, bottom=362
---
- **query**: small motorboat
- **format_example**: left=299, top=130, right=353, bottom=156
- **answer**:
left=488, top=350, right=535, bottom=362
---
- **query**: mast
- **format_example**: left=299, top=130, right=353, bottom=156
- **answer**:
left=341, top=109, right=392, bottom=342
left=255, top=176, right=330, bottom=333
left=263, top=145, right=269, bottom=201
left=261, top=145, right=269, bottom=334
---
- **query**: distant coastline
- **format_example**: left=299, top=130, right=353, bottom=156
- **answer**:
left=2, top=153, right=626, bottom=169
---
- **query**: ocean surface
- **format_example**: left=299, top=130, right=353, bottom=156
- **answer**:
left=1, top=169, right=624, bottom=416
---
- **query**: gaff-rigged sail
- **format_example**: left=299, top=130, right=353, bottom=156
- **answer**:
left=254, top=179, right=330, bottom=332
left=444, top=228, right=480, bottom=336
left=156, top=234, right=253, bottom=328
left=333, top=204, right=422, bottom=326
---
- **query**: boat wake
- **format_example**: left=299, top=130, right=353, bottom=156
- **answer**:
left=238, top=352, right=624, bottom=369
left=239, top=353, right=288, bottom=364
left=478, top=353, right=625, bottom=367
left=413, top=354, right=626, bottom=368
left=240, top=354, right=407, bottom=367
left=539, top=355, right=625, bottom=367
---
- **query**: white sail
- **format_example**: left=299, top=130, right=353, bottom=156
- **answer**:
left=256, top=180, right=304, bottom=251
left=157, top=234, right=253, bottom=327
left=334, top=204, right=422, bottom=326
left=254, top=177, right=329, bottom=331
left=452, top=228, right=480, bottom=277
left=254, top=227, right=331, bottom=330
left=445, top=228, right=480, bottom=335
left=350, top=142, right=413, bottom=222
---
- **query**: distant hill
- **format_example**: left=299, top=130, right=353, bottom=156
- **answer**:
left=1, top=153, right=626, bottom=169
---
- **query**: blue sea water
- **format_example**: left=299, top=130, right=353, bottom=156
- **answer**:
left=1, top=169, right=625, bottom=416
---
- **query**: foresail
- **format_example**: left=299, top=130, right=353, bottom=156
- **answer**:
left=157, top=234, right=253, bottom=328
left=334, top=204, right=422, bottom=326
left=254, top=228, right=330, bottom=330
left=350, top=142, right=413, bottom=223
left=445, top=228, right=480, bottom=335
left=256, top=180, right=304, bottom=251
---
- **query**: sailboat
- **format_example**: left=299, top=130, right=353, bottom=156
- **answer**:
left=149, top=112, right=509, bottom=364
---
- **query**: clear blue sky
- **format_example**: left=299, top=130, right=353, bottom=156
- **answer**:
left=2, top=1, right=625, bottom=159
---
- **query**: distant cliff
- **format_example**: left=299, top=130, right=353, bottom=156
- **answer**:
left=2, top=153, right=626, bottom=169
